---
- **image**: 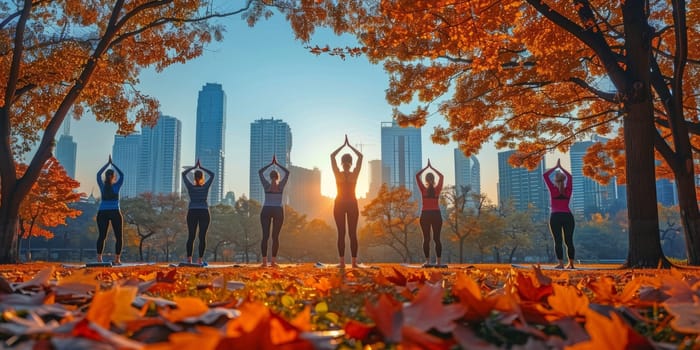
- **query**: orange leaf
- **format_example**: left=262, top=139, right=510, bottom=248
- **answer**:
left=143, top=326, right=221, bottom=350
left=545, top=284, right=589, bottom=321
left=364, top=293, right=403, bottom=342
left=162, top=297, right=209, bottom=323
left=566, top=310, right=628, bottom=350
left=344, top=319, right=374, bottom=341
left=404, top=283, right=466, bottom=333
left=516, top=271, right=553, bottom=302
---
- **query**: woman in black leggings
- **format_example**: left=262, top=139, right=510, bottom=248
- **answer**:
left=543, top=159, right=575, bottom=269
left=331, top=135, right=363, bottom=268
left=96, top=156, right=124, bottom=265
left=182, top=160, right=214, bottom=265
left=258, top=155, right=289, bottom=267
left=416, top=160, right=444, bottom=267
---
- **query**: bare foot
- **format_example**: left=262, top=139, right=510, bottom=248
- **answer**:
left=566, top=264, right=575, bottom=269
left=259, top=263, right=268, bottom=268
left=270, top=262, right=279, bottom=268
left=554, top=264, right=565, bottom=269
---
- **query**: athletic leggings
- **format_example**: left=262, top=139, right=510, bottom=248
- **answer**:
left=96, top=209, right=123, bottom=255
left=186, top=209, right=210, bottom=258
left=260, top=206, right=284, bottom=257
left=420, top=210, right=443, bottom=258
left=334, top=200, right=359, bottom=258
left=549, top=212, right=576, bottom=260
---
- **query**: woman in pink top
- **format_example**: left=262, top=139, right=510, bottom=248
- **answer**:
left=543, top=159, right=575, bottom=269
left=416, top=160, right=444, bottom=267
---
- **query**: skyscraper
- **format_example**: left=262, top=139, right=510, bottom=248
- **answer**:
left=656, top=178, right=678, bottom=207
left=454, top=149, right=481, bottom=202
left=138, top=115, right=181, bottom=195
left=249, top=118, right=292, bottom=204
left=113, top=115, right=181, bottom=197
left=380, top=121, right=422, bottom=199
left=569, top=138, right=618, bottom=217
left=287, top=165, right=322, bottom=216
left=195, top=83, right=226, bottom=205
left=112, top=134, right=141, bottom=198
left=367, top=159, right=383, bottom=199
left=55, top=119, right=77, bottom=179
left=497, top=150, right=547, bottom=217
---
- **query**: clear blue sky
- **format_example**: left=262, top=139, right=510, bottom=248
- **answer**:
left=71, top=12, right=515, bottom=201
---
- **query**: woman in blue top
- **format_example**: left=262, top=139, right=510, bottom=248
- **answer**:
left=96, top=156, right=124, bottom=264
left=258, top=155, right=289, bottom=267
left=182, top=160, right=215, bottom=265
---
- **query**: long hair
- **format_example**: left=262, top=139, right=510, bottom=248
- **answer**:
left=554, top=171, right=566, bottom=195
left=194, top=170, right=204, bottom=186
left=102, top=169, right=118, bottom=200
left=425, top=173, right=436, bottom=198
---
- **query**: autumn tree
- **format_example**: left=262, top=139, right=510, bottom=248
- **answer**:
left=441, top=185, right=487, bottom=263
left=232, top=196, right=261, bottom=263
left=361, top=184, right=420, bottom=263
left=494, top=202, right=537, bottom=263
left=267, top=1, right=700, bottom=267
left=121, top=194, right=160, bottom=261
left=17, top=157, right=82, bottom=259
left=208, top=204, right=236, bottom=262
left=278, top=206, right=337, bottom=263
left=0, top=1, right=274, bottom=263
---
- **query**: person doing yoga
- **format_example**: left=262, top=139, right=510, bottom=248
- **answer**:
left=331, top=135, right=363, bottom=268
left=416, top=160, right=445, bottom=267
left=182, top=160, right=214, bottom=265
left=258, top=155, right=290, bottom=267
left=95, top=155, right=124, bottom=265
left=543, top=159, right=575, bottom=269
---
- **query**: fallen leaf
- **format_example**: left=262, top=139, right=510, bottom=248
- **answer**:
left=404, top=283, right=466, bottom=333
left=365, top=293, right=403, bottom=343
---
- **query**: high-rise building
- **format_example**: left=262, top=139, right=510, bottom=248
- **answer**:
left=656, top=179, right=678, bottom=207
left=287, top=165, right=322, bottom=216
left=112, top=134, right=141, bottom=198
left=195, top=83, right=226, bottom=205
left=367, top=159, right=383, bottom=199
left=249, top=118, right=292, bottom=204
left=139, top=115, right=181, bottom=195
left=569, top=138, right=618, bottom=217
left=380, top=121, right=422, bottom=199
left=113, top=115, right=181, bottom=197
left=497, top=150, right=548, bottom=217
left=454, top=149, right=481, bottom=202
left=55, top=119, right=77, bottom=179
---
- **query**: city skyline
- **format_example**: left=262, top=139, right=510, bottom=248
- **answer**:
left=66, top=13, right=565, bottom=203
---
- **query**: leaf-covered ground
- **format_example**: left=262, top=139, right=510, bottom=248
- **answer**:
left=0, top=262, right=698, bottom=349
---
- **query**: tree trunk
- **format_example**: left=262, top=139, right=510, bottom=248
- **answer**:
left=621, top=1, right=667, bottom=268
left=0, top=204, right=20, bottom=263
left=675, top=172, right=700, bottom=264
left=459, top=236, right=466, bottom=263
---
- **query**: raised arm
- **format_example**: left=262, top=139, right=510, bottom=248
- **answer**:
left=330, top=143, right=344, bottom=176
left=415, top=166, right=428, bottom=191
left=433, top=166, right=445, bottom=192
left=181, top=165, right=195, bottom=185
left=201, top=166, right=215, bottom=187
left=277, top=163, right=290, bottom=188
left=347, top=143, right=363, bottom=176
left=111, top=162, right=125, bottom=186
left=96, top=161, right=110, bottom=187
left=258, top=162, right=274, bottom=188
